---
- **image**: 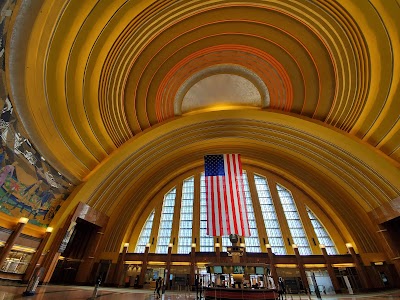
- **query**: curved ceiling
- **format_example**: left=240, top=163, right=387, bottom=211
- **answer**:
left=6, top=0, right=400, bottom=253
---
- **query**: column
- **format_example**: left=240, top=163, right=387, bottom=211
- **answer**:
left=215, top=243, right=221, bottom=263
left=293, top=244, right=310, bottom=293
left=0, top=217, right=29, bottom=267
left=346, top=243, right=371, bottom=290
left=165, top=243, right=173, bottom=290
left=113, top=243, right=129, bottom=287
left=240, top=243, right=247, bottom=263
left=266, top=244, right=278, bottom=287
left=41, top=213, right=74, bottom=283
left=75, top=231, right=104, bottom=284
left=319, top=244, right=341, bottom=293
left=190, top=243, right=196, bottom=286
left=22, top=227, right=53, bottom=282
left=139, top=243, right=150, bottom=287
left=375, top=225, right=400, bottom=279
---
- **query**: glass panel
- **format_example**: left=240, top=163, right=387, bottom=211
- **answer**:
left=242, top=172, right=261, bottom=253
left=221, top=236, right=231, bottom=252
left=200, top=173, right=215, bottom=252
left=306, top=207, right=338, bottom=255
left=178, top=177, right=195, bottom=253
left=156, top=188, right=177, bottom=254
left=135, top=211, right=155, bottom=253
left=254, top=174, right=286, bottom=255
left=0, top=250, right=33, bottom=274
left=276, top=184, right=311, bottom=255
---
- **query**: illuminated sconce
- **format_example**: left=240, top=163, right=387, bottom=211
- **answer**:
left=265, top=244, right=271, bottom=249
left=46, top=227, right=53, bottom=233
left=19, top=217, right=29, bottom=224
left=292, top=244, right=298, bottom=249
left=345, top=243, right=353, bottom=249
left=124, top=243, right=130, bottom=248
left=319, top=244, right=326, bottom=249
left=191, top=243, right=196, bottom=248
left=240, top=243, right=245, bottom=248
left=215, top=243, right=220, bottom=248
left=168, top=243, right=173, bottom=248
left=146, top=243, right=151, bottom=248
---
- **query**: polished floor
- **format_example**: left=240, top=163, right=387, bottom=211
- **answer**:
left=0, top=284, right=399, bottom=300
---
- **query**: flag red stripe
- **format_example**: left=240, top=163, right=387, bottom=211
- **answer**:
left=218, top=176, right=224, bottom=235
left=231, top=154, right=243, bottom=236
left=233, top=154, right=244, bottom=235
left=212, top=177, right=217, bottom=236
left=206, top=176, right=209, bottom=235
left=206, top=176, right=212, bottom=235
left=221, top=176, right=230, bottom=235
left=226, top=154, right=239, bottom=234
left=215, top=176, right=222, bottom=236
left=223, top=156, right=234, bottom=234
left=236, top=154, right=249, bottom=236
left=237, top=155, right=250, bottom=236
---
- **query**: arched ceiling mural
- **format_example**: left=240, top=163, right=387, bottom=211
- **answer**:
left=3, top=0, right=400, bottom=254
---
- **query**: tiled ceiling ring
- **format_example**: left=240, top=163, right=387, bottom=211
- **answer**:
left=155, top=45, right=293, bottom=121
left=173, top=64, right=270, bottom=115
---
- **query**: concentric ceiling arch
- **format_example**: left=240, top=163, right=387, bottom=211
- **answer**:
left=4, top=0, right=400, bottom=257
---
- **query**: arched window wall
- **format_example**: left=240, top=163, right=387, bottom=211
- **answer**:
left=134, top=167, right=345, bottom=255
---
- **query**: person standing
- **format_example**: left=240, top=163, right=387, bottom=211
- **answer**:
left=278, top=277, right=286, bottom=300
left=195, top=277, right=199, bottom=300
left=155, top=277, right=162, bottom=298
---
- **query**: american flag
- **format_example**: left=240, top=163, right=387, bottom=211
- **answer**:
left=204, top=154, right=250, bottom=237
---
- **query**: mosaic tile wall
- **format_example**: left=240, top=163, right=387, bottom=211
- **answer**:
left=0, top=1, right=74, bottom=227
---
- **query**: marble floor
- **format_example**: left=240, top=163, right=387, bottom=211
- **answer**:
left=0, top=284, right=399, bottom=300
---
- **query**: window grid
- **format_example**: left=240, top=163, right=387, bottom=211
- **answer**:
left=276, top=184, right=312, bottom=255
left=140, top=172, right=334, bottom=257
left=155, top=188, right=176, bottom=254
left=200, top=173, right=215, bottom=252
left=178, top=177, right=195, bottom=254
left=254, top=175, right=286, bottom=255
left=221, top=236, right=230, bottom=252
left=306, top=207, right=338, bottom=255
left=243, top=172, right=261, bottom=253
left=135, top=211, right=155, bottom=253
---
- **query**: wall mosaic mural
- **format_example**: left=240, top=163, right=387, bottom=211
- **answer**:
left=0, top=0, right=75, bottom=227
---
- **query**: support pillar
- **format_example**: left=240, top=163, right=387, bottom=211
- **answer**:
left=0, top=217, right=29, bottom=267
left=241, top=243, right=247, bottom=263
left=138, top=244, right=150, bottom=287
left=41, top=213, right=74, bottom=284
left=113, top=243, right=129, bottom=287
left=75, top=231, right=105, bottom=284
left=293, top=245, right=310, bottom=293
left=376, top=225, right=400, bottom=282
left=190, top=243, right=196, bottom=286
left=346, top=243, right=371, bottom=290
left=22, top=227, right=53, bottom=282
left=215, top=243, right=221, bottom=263
left=165, top=243, right=173, bottom=290
left=320, top=245, right=341, bottom=293
left=266, top=244, right=278, bottom=287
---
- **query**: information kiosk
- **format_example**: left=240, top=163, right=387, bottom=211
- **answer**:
left=204, top=263, right=278, bottom=300
left=203, top=234, right=278, bottom=300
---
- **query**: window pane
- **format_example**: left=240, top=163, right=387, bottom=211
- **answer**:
left=306, top=207, right=338, bottom=255
left=276, top=184, right=311, bottom=255
left=200, top=173, right=215, bottom=252
left=156, top=188, right=177, bottom=254
left=242, top=172, right=261, bottom=253
left=135, top=211, right=155, bottom=253
left=254, top=174, right=286, bottom=255
left=178, top=177, right=195, bottom=253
